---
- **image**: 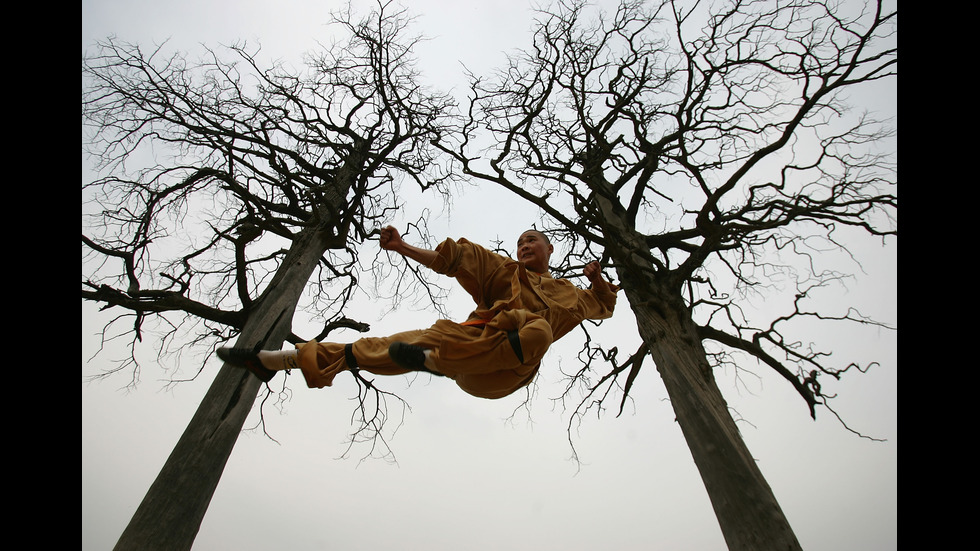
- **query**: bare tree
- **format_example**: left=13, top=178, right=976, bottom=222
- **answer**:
left=82, top=2, right=454, bottom=549
left=436, top=0, right=896, bottom=549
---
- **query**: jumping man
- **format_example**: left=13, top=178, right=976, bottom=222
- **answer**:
left=218, top=226, right=618, bottom=399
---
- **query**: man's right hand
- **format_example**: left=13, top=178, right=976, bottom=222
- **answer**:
left=378, top=225, right=439, bottom=267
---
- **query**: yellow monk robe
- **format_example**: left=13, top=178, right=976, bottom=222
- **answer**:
left=295, top=237, right=619, bottom=399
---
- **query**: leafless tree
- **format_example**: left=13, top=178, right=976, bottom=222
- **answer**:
left=82, top=2, right=454, bottom=549
left=436, top=0, right=896, bottom=549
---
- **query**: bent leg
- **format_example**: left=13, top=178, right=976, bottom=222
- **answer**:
left=447, top=317, right=554, bottom=399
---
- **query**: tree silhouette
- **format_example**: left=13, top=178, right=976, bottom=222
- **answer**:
left=435, top=0, right=896, bottom=548
left=82, top=2, right=455, bottom=549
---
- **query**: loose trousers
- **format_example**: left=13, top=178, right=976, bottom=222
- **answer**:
left=296, top=315, right=554, bottom=399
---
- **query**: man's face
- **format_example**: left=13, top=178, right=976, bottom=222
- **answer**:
left=517, top=231, right=553, bottom=273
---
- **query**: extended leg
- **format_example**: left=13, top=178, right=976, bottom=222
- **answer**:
left=293, top=329, right=428, bottom=388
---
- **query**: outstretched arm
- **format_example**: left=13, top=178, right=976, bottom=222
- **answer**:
left=379, top=225, right=438, bottom=267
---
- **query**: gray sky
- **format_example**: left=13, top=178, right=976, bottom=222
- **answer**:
left=81, top=1, right=898, bottom=549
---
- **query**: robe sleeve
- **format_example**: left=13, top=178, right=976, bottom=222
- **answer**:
left=585, top=281, right=619, bottom=320
left=531, top=275, right=619, bottom=341
left=425, top=237, right=513, bottom=310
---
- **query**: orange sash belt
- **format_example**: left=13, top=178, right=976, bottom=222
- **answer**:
left=459, top=318, right=488, bottom=327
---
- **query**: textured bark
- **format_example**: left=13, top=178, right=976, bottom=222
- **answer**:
left=111, top=365, right=263, bottom=551
left=600, top=198, right=802, bottom=550
left=633, top=297, right=802, bottom=551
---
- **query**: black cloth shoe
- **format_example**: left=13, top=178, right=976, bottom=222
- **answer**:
left=216, top=347, right=276, bottom=382
left=388, top=342, right=427, bottom=371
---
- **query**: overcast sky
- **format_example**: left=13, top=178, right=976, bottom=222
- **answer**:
left=82, top=1, right=898, bottom=550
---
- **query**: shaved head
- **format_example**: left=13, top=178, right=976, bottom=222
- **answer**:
left=520, top=229, right=550, bottom=244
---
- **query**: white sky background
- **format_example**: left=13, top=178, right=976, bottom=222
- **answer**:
left=81, top=1, right=898, bottom=550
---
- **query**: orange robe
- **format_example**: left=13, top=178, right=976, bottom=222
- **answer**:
left=296, top=237, right=618, bottom=399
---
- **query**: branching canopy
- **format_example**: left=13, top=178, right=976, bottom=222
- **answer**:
left=82, top=1, right=456, bottom=452
left=436, top=0, right=896, bottom=422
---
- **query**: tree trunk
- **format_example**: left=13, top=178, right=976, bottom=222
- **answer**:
left=112, top=226, right=336, bottom=551
left=629, top=292, right=803, bottom=551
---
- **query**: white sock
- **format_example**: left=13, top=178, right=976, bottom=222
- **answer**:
left=256, top=349, right=300, bottom=372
